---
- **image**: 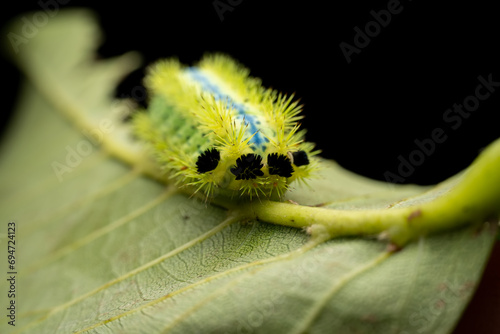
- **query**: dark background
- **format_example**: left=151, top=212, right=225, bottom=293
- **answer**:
left=1, top=2, right=499, bottom=332
left=1, top=1, right=499, bottom=186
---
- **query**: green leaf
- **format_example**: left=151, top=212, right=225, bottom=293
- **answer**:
left=1, top=9, right=497, bottom=333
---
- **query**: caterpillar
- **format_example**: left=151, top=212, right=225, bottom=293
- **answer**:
left=134, top=54, right=318, bottom=199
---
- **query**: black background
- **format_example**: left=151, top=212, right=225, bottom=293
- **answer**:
left=1, top=1, right=499, bottom=185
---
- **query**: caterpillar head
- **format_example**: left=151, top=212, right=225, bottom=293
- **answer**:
left=134, top=54, right=319, bottom=200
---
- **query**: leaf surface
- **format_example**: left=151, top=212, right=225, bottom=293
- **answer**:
left=0, top=9, right=497, bottom=334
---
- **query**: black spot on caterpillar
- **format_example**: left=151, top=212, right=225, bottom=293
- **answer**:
left=196, top=148, right=221, bottom=173
left=231, top=154, right=265, bottom=180
left=268, top=153, right=294, bottom=178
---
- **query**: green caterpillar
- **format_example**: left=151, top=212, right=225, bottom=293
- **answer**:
left=134, top=54, right=318, bottom=199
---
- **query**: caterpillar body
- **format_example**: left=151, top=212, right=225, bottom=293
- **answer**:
left=134, top=54, right=318, bottom=199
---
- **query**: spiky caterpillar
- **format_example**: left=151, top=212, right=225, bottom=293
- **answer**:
left=134, top=54, right=318, bottom=199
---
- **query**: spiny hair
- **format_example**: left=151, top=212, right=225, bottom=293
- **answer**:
left=134, top=53, right=319, bottom=200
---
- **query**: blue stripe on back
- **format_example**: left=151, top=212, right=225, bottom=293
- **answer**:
left=186, top=67, right=268, bottom=147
